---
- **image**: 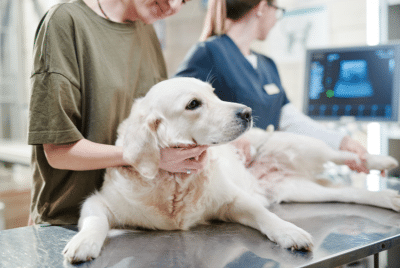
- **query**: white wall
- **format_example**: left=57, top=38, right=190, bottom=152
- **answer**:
left=251, top=0, right=368, bottom=111
left=163, top=1, right=206, bottom=77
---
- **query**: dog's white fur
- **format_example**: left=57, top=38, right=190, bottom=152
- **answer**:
left=63, top=77, right=399, bottom=263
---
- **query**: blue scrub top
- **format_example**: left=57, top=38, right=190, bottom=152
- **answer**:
left=174, top=34, right=289, bottom=130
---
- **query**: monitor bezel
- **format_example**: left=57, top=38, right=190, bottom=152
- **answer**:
left=303, top=43, right=400, bottom=122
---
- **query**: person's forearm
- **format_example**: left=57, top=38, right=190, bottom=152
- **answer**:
left=44, top=139, right=128, bottom=171
left=279, top=103, right=346, bottom=149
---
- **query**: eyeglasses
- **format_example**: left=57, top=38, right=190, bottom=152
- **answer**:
left=267, top=2, right=286, bottom=20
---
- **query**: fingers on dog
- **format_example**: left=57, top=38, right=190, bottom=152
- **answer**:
left=181, top=157, right=206, bottom=172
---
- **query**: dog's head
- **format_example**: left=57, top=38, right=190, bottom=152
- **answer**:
left=120, top=77, right=252, bottom=179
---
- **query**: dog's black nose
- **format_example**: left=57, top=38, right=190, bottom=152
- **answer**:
left=237, top=107, right=252, bottom=122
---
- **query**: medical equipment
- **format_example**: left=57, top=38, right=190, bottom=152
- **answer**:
left=303, top=43, right=400, bottom=122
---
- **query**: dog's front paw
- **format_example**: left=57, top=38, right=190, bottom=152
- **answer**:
left=63, top=231, right=104, bottom=263
left=263, top=221, right=313, bottom=251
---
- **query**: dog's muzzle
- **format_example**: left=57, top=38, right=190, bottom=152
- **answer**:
left=236, top=107, right=252, bottom=128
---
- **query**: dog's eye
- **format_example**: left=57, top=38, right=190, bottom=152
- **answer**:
left=186, top=99, right=202, bottom=110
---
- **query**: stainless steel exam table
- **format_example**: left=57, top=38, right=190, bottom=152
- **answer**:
left=1, top=175, right=400, bottom=268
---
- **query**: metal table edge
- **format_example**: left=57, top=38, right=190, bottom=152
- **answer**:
left=299, top=234, right=400, bottom=268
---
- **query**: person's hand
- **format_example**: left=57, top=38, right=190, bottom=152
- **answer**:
left=339, top=135, right=374, bottom=174
left=159, top=144, right=209, bottom=174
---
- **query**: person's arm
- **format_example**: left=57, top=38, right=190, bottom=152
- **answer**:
left=279, top=103, right=345, bottom=149
left=44, top=138, right=209, bottom=173
left=279, top=103, right=371, bottom=173
left=44, top=139, right=126, bottom=170
left=339, top=135, right=370, bottom=174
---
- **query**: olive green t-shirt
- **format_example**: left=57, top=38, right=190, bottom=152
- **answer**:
left=28, top=0, right=167, bottom=225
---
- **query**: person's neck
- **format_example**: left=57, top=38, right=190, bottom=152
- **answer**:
left=226, top=17, right=258, bottom=56
left=86, top=0, right=140, bottom=23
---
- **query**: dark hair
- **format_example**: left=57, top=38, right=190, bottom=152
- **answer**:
left=200, top=0, right=274, bottom=41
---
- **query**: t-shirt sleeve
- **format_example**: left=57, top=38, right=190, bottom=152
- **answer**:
left=29, top=72, right=83, bottom=145
left=174, top=43, right=215, bottom=83
left=28, top=6, right=82, bottom=145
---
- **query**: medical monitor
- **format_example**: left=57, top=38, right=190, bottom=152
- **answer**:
left=303, top=44, right=400, bottom=122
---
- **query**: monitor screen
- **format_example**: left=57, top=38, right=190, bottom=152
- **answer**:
left=303, top=44, right=400, bottom=122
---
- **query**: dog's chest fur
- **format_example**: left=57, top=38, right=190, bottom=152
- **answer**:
left=103, top=167, right=211, bottom=230
left=143, top=171, right=210, bottom=224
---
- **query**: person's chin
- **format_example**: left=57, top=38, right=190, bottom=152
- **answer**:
left=142, top=14, right=167, bottom=24
left=257, top=31, right=270, bottom=41
left=139, top=10, right=161, bottom=24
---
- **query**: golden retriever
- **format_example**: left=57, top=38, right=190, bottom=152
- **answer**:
left=63, top=77, right=399, bottom=263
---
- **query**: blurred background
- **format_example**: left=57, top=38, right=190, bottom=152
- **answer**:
left=0, top=0, right=399, bottom=231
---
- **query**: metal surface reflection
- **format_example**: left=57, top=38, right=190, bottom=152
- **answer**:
left=1, top=177, right=400, bottom=268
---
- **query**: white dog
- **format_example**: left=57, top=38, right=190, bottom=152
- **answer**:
left=63, top=77, right=399, bottom=263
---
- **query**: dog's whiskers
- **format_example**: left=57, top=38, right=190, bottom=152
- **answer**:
left=206, top=69, right=217, bottom=85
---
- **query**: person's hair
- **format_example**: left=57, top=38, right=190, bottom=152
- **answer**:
left=199, top=0, right=274, bottom=41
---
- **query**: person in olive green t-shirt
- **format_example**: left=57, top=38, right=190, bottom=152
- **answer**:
left=28, top=0, right=207, bottom=225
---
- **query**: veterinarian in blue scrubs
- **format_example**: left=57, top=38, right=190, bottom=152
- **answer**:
left=175, top=0, right=371, bottom=174
left=28, top=0, right=207, bottom=225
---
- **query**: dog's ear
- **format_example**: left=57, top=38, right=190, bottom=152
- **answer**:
left=122, top=101, right=162, bottom=180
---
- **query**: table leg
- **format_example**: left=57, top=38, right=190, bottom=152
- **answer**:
left=374, top=253, right=379, bottom=268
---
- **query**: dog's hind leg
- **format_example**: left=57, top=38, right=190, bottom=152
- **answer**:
left=219, top=194, right=313, bottom=251
left=274, top=178, right=400, bottom=212
left=63, top=194, right=111, bottom=263
left=328, top=150, right=398, bottom=171
left=365, top=154, right=399, bottom=170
